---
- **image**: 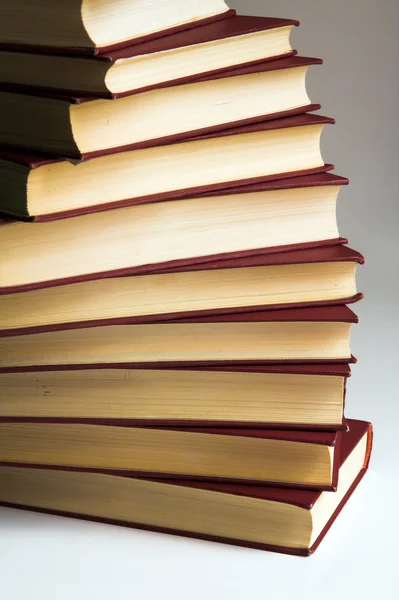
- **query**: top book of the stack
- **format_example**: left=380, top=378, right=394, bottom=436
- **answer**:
left=0, top=0, right=235, bottom=54
left=0, top=13, right=298, bottom=98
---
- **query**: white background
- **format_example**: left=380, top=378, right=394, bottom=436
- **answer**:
left=1, top=0, right=398, bottom=597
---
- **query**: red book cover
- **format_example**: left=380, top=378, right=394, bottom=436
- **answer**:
left=0, top=362, right=353, bottom=376
left=0, top=245, right=364, bottom=336
left=0, top=420, right=373, bottom=556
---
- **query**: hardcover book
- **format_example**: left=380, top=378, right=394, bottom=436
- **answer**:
left=0, top=305, right=359, bottom=370
left=0, top=15, right=298, bottom=97
left=0, top=363, right=352, bottom=430
left=0, top=245, right=364, bottom=336
left=0, top=418, right=364, bottom=490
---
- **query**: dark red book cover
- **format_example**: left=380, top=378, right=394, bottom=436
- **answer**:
left=0, top=362, right=353, bottom=377
left=178, top=363, right=353, bottom=376
left=0, top=245, right=364, bottom=336
left=0, top=420, right=373, bottom=556
left=165, top=304, right=358, bottom=323
left=157, top=244, right=363, bottom=274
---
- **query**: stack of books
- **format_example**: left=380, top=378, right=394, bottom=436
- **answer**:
left=0, top=1, right=372, bottom=556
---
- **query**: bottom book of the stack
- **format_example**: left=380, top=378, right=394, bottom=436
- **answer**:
left=0, top=420, right=372, bottom=556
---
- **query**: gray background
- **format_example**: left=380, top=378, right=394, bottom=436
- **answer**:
left=0, top=1, right=398, bottom=598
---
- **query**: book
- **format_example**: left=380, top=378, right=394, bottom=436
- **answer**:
left=0, top=1, right=233, bottom=55
left=0, top=172, right=347, bottom=291
left=0, top=418, right=364, bottom=490
left=0, top=363, right=352, bottom=430
left=0, top=305, right=358, bottom=371
left=0, top=15, right=298, bottom=98
left=0, top=420, right=373, bottom=555
left=0, top=113, right=334, bottom=220
left=0, top=245, right=364, bottom=336
left=0, top=56, right=321, bottom=160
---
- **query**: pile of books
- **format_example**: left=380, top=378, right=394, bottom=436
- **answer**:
left=0, top=1, right=372, bottom=556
